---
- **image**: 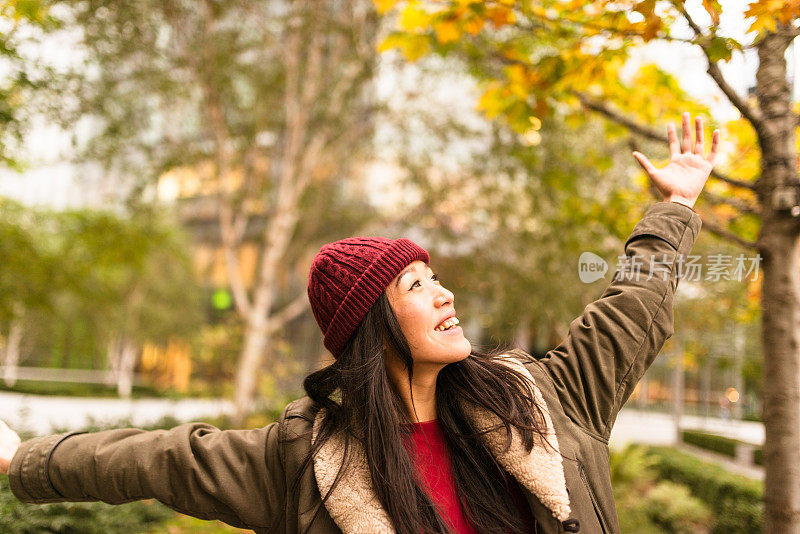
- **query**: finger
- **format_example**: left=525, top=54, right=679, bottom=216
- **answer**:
left=632, top=151, right=657, bottom=175
left=668, top=123, right=680, bottom=159
left=707, top=129, right=720, bottom=166
left=681, top=112, right=691, bottom=153
left=694, top=116, right=704, bottom=155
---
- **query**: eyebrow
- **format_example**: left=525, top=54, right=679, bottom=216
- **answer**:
left=394, top=263, right=431, bottom=289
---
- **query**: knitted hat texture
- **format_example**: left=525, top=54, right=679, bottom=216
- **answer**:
left=307, top=237, right=430, bottom=358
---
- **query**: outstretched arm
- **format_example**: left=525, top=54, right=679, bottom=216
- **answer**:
left=3, top=421, right=286, bottom=531
left=539, top=113, right=715, bottom=441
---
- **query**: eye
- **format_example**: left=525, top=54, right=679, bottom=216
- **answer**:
left=409, top=274, right=439, bottom=291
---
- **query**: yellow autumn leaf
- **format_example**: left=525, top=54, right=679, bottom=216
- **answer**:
left=399, top=4, right=432, bottom=32
left=487, top=6, right=516, bottom=28
left=377, top=32, right=431, bottom=61
left=463, top=17, right=485, bottom=35
left=377, top=33, right=403, bottom=53
left=434, top=19, right=460, bottom=43
left=476, top=84, right=508, bottom=119
left=373, top=0, right=400, bottom=15
left=403, top=35, right=432, bottom=61
left=777, top=0, right=800, bottom=23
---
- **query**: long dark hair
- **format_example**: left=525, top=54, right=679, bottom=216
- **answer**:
left=290, top=292, right=551, bottom=534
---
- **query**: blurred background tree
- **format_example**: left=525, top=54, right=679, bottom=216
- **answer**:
left=34, top=0, right=381, bottom=419
left=0, top=0, right=58, bottom=168
left=0, top=198, right=203, bottom=396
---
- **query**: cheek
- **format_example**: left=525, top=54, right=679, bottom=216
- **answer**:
left=393, top=304, right=428, bottom=343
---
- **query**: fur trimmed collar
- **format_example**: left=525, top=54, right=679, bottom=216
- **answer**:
left=311, top=356, right=571, bottom=533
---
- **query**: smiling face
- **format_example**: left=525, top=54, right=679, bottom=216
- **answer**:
left=385, top=260, right=472, bottom=368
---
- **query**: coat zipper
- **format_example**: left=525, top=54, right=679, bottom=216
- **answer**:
left=577, top=459, right=609, bottom=534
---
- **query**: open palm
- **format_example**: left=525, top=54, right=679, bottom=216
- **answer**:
left=632, top=112, right=719, bottom=208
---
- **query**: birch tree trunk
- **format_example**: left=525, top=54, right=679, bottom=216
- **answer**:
left=187, top=0, right=378, bottom=421
left=2, top=316, right=24, bottom=388
left=108, top=335, right=138, bottom=398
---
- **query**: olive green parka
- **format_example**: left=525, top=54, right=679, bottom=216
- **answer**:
left=9, top=201, right=702, bottom=534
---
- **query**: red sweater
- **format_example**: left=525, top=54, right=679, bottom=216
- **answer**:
left=403, top=418, right=536, bottom=533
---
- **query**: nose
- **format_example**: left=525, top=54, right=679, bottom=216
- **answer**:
left=434, top=285, right=454, bottom=308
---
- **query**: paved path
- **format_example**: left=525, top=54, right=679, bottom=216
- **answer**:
left=609, top=408, right=764, bottom=448
left=610, top=408, right=764, bottom=480
left=1, top=391, right=235, bottom=435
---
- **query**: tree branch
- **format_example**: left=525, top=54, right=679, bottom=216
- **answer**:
left=219, top=203, right=253, bottom=317
left=577, top=92, right=756, bottom=191
left=196, top=1, right=252, bottom=318
left=674, top=3, right=764, bottom=130
left=701, top=217, right=758, bottom=249
left=708, top=170, right=755, bottom=193
left=267, top=292, right=309, bottom=334
left=516, top=10, right=696, bottom=45
left=702, top=190, right=760, bottom=215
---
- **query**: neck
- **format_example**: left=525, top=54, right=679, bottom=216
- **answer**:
left=384, top=352, right=442, bottom=423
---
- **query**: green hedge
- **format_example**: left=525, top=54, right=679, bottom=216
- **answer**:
left=681, top=429, right=765, bottom=466
left=0, top=476, right=173, bottom=534
left=682, top=429, right=738, bottom=457
left=645, top=446, right=763, bottom=533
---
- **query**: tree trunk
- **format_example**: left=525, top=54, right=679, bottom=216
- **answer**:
left=754, top=28, right=800, bottom=533
left=2, top=317, right=24, bottom=388
left=636, top=376, right=649, bottom=410
left=108, top=335, right=138, bottom=398
left=234, top=302, right=273, bottom=420
left=671, top=347, right=685, bottom=445
left=731, top=320, right=745, bottom=421
left=512, top=313, right=532, bottom=352
left=700, top=356, right=711, bottom=418
left=759, top=228, right=800, bottom=530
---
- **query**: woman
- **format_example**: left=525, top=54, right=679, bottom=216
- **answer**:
left=0, top=113, right=717, bottom=534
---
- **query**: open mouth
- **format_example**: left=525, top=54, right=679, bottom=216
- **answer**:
left=434, top=317, right=460, bottom=332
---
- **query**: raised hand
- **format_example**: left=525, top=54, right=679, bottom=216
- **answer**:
left=0, top=419, right=21, bottom=475
left=632, top=112, right=719, bottom=209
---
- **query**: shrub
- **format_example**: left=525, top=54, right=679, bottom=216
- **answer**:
left=0, top=476, right=172, bottom=534
left=681, top=430, right=738, bottom=457
left=645, top=446, right=763, bottom=533
left=611, top=444, right=712, bottom=533
left=681, top=429, right=767, bottom=468
left=643, top=481, right=712, bottom=533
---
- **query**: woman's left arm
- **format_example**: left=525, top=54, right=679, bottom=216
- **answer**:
left=539, top=113, right=718, bottom=441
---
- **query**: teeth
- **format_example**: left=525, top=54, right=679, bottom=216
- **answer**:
left=435, top=317, right=459, bottom=331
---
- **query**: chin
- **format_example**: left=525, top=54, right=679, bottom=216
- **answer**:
left=451, top=338, right=472, bottom=361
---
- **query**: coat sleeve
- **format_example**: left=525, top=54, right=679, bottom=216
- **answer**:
left=8, top=421, right=287, bottom=531
left=538, top=201, right=702, bottom=441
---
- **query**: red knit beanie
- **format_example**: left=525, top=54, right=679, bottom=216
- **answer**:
left=307, top=237, right=430, bottom=358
